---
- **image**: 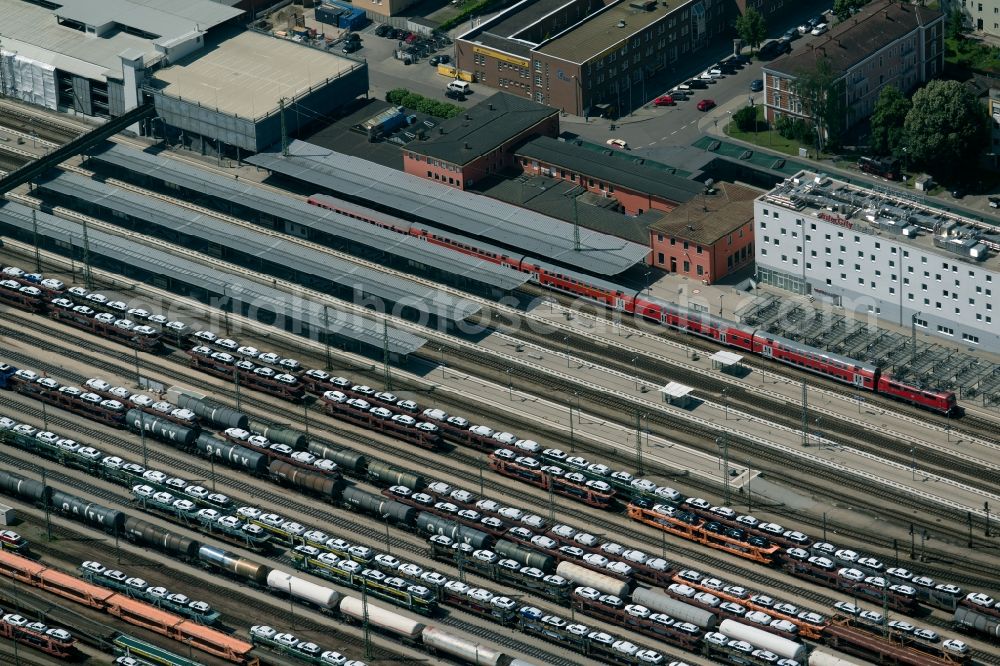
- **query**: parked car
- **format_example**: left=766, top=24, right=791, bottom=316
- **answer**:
left=653, top=94, right=675, bottom=106
left=750, top=79, right=763, bottom=92
left=697, top=99, right=716, bottom=112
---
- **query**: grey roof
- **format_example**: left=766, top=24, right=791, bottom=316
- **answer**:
left=86, top=144, right=528, bottom=291
left=0, top=0, right=240, bottom=81
left=246, top=140, right=651, bottom=276
left=0, top=200, right=425, bottom=355
left=36, top=171, right=482, bottom=323
left=408, top=93, right=557, bottom=166
left=515, top=137, right=704, bottom=204
left=479, top=175, right=659, bottom=245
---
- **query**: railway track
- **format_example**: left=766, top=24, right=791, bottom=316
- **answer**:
left=58, top=147, right=1000, bottom=459
left=527, top=284, right=1000, bottom=443
left=488, top=310, right=1000, bottom=494
left=7, top=308, right=993, bottom=587
left=0, top=360, right=585, bottom=665
left=12, top=136, right=999, bottom=514
left=0, top=440, right=580, bottom=666
left=6, top=287, right=1000, bottom=665
left=4, top=298, right=999, bottom=585
left=0, top=104, right=84, bottom=145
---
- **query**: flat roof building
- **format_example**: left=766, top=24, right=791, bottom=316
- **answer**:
left=402, top=92, right=558, bottom=189
left=0, top=0, right=242, bottom=117
left=755, top=171, right=1000, bottom=352
left=147, top=29, right=367, bottom=155
left=456, top=0, right=734, bottom=116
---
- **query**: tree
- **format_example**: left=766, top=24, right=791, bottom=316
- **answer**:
left=792, top=55, right=846, bottom=151
left=869, top=86, right=912, bottom=156
left=736, top=8, right=767, bottom=51
left=903, top=79, right=990, bottom=180
left=733, top=105, right=759, bottom=132
left=947, top=7, right=964, bottom=40
left=833, top=0, right=868, bottom=22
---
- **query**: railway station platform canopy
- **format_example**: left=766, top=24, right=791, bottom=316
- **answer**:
left=84, top=143, right=529, bottom=293
left=0, top=200, right=427, bottom=357
left=660, top=381, right=693, bottom=408
left=737, top=293, right=1000, bottom=409
left=710, top=350, right=745, bottom=375
left=34, top=170, right=482, bottom=325
left=245, top=140, right=652, bottom=276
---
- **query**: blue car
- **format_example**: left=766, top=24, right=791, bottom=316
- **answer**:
left=750, top=79, right=764, bottom=92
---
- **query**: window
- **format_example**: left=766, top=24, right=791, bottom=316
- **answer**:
left=760, top=220, right=767, bottom=229
left=781, top=254, right=788, bottom=262
left=761, top=248, right=767, bottom=256
left=696, top=246, right=703, bottom=254
left=935, top=301, right=942, bottom=309
left=697, top=265, right=704, bottom=276
left=658, top=252, right=664, bottom=264
left=825, top=261, right=832, bottom=268
left=889, top=287, right=895, bottom=294
left=915, top=317, right=927, bottom=328
left=858, top=277, right=865, bottom=285
left=683, top=261, right=690, bottom=272
left=962, top=333, right=980, bottom=344
left=937, top=325, right=954, bottom=336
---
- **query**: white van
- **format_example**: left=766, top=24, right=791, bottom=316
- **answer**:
left=447, top=80, right=470, bottom=94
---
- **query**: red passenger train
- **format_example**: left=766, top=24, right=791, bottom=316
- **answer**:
left=307, top=194, right=958, bottom=415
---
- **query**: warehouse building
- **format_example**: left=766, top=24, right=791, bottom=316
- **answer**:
left=455, top=0, right=733, bottom=116
left=401, top=92, right=558, bottom=189
left=755, top=172, right=1000, bottom=352
left=146, top=29, right=367, bottom=156
left=0, top=0, right=367, bottom=156
left=762, top=0, right=943, bottom=132
left=0, top=0, right=243, bottom=117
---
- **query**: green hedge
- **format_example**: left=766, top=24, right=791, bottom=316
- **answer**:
left=439, top=0, right=496, bottom=31
left=386, top=88, right=462, bottom=119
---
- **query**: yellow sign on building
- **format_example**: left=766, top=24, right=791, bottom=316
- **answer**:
left=473, top=45, right=529, bottom=68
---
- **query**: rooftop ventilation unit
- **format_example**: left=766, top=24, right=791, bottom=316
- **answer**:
left=629, top=0, right=658, bottom=10
left=617, top=20, right=627, bottom=28
left=932, top=223, right=990, bottom=261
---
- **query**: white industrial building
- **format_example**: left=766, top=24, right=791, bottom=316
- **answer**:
left=754, top=172, right=1000, bottom=353
left=0, top=0, right=243, bottom=117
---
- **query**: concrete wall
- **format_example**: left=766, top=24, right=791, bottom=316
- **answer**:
left=754, top=200, right=1000, bottom=352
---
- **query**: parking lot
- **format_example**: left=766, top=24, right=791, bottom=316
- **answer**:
left=342, top=23, right=478, bottom=108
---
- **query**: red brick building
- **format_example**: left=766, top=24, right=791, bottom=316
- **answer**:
left=648, top=182, right=760, bottom=284
left=761, top=0, right=943, bottom=131
left=514, top=136, right=703, bottom=216
left=402, top=92, right=558, bottom=189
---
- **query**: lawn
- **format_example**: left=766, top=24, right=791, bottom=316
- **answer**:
left=945, top=36, right=1000, bottom=73
left=723, top=105, right=810, bottom=157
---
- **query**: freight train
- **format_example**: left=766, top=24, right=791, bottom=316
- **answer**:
left=3, top=360, right=980, bottom=636
left=0, top=547, right=255, bottom=664
left=301, top=197, right=957, bottom=415
left=0, top=610, right=76, bottom=659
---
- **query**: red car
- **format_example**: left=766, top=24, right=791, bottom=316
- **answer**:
left=697, top=99, right=716, bottom=111
left=653, top=94, right=675, bottom=106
